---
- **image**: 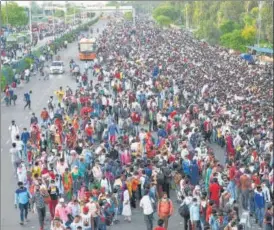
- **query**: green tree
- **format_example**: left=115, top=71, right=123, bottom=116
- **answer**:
left=155, top=15, right=172, bottom=27
left=219, top=1, right=245, bottom=23
left=241, top=25, right=256, bottom=43
left=31, top=1, right=43, bottom=15
left=106, top=1, right=120, bottom=7
left=195, top=20, right=221, bottom=44
left=153, top=3, right=180, bottom=22
left=1, top=2, right=28, bottom=26
left=124, top=12, right=133, bottom=21
left=54, top=9, right=64, bottom=18
left=67, top=7, right=80, bottom=16
left=261, top=2, right=273, bottom=43
left=220, top=30, right=247, bottom=51
left=220, top=20, right=238, bottom=34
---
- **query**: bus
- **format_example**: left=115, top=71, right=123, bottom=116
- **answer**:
left=79, top=38, right=97, bottom=60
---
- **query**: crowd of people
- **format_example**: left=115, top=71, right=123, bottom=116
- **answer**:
left=9, top=15, right=273, bottom=230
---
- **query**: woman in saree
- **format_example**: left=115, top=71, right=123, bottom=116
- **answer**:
left=62, top=168, right=73, bottom=201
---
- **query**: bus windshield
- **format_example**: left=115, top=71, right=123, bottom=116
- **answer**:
left=80, top=43, right=95, bottom=52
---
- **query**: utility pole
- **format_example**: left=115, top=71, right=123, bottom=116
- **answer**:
left=185, top=3, right=189, bottom=29
left=51, top=1, right=55, bottom=39
left=74, top=7, right=76, bottom=25
left=29, top=2, right=33, bottom=45
left=5, top=1, right=9, bottom=27
left=256, top=1, right=263, bottom=46
left=132, top=8, right=136, bottom=26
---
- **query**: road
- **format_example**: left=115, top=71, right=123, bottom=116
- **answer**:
left=0, top=18, right=106, bottom=230
left=0, top=17, right=256, bottom=230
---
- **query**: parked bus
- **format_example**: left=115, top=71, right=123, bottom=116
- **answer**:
left=79, top=38, right=96, bottom=60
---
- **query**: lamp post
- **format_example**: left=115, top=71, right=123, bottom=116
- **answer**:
left=5, top=1, right=9, bottom=27
left=256, top=1, right=263, bottom=46
left=29, top=2, right=33, bottom=45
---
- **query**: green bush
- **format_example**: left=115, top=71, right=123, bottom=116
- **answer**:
left=24, top=57, right=33, bottom=69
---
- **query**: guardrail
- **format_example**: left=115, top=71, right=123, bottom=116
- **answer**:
left=1, top=15, right=99, bottom=91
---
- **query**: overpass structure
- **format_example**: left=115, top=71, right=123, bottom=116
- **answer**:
left=44, top=6, right=136, bottom=25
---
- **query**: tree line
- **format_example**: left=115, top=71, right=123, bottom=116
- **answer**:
left=152, top=1, right=273, bottom=51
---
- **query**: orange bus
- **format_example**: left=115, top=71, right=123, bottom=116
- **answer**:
left=79, top=38, right=97, bottom=60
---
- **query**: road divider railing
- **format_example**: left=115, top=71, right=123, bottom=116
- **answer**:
left=1, top=15, right=99, bottom=91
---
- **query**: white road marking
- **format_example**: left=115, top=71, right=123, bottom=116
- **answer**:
left=6, top=140, right=10, bottom=144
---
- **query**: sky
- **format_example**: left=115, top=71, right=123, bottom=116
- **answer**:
left=15, top=1, right=108, bottom=6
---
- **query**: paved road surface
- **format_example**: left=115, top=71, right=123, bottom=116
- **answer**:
left=1, top=17, right=253, bottom=230
left=0, top=18, right=106, bottom=230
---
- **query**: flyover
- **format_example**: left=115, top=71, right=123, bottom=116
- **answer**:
left=43, top=6, right=136, bottom=25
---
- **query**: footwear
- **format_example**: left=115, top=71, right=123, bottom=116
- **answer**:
left=20, top=222, right=24, bottom=225
left=25, top=218, right=29, bottom=222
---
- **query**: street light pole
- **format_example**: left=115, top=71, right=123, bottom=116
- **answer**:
left=5, top=1, right=9, bottom=27
left=51, top=1, right=55, bottom=39
left=74, top=8, right=76, bottom=25
left=29, top=2, right=33, bottom=45
left=256, top=1, right=263, bottom=46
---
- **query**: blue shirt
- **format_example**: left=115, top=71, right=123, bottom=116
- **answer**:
left=254, top=191, right=265, bottom=208
left=157, top=129, right=167, bottom=138
left=24, top=93, right=30, bottom=102
left=15, top=187, right=31, bottom=205
left=108, top=124, right=118, bottom=136
left=21, top=131, right=30, bottom=144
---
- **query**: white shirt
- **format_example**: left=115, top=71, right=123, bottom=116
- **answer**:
left=15, top=140, right=24, bottom=151
left=81, top=213, right=91, bottom=228
left=10, top=147, right=20, bottom=162
left=70, top=221, right=83, bottom=230
left=140, top=195, right=154, bottom=215
left=262, top=186, right=271, bottom=203
left=100, top=178, right=111, bottom=193
left=9, top=124, right=19, bottom=136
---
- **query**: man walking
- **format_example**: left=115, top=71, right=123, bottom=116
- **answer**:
left=15, top=181, right=32, bottom=225
left=32, top=185, right=46, bottom=230
left=24, top=90, right=32, bottom=110
left=157, top=192, right=174, bottom=229
left=9, top=120, right=20, bottom=143
left=140, top=189, right=155, bottom=230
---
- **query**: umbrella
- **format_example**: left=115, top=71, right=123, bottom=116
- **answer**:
left=240, top=53, right=254, bottom=63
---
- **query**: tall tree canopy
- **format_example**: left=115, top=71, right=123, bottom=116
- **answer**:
left=1, top=2, right=29, bottom=27
left=172, top=0, right=273, bottom=49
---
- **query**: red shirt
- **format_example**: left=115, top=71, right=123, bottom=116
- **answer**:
left=154, top=227, right=166, bottom=230
left=85, top=126, right=93, bottom=136
left=209, top=183, right=221, bottom=201
left=252, top=175, right=261, bottom=186
left=229, top=166, right=236, bottom=181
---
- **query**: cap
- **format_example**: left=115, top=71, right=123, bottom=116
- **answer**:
left=83, top=206, right=89, bottom=213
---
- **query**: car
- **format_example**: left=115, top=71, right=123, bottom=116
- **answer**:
left=50, top=61, right=64, bottom=74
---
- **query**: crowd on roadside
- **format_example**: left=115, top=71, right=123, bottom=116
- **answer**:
left=9, top=15, right=273, bottom=230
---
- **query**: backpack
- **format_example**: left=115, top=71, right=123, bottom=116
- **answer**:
left=162, top=167, right=172, bottom=181
left=179, top=203, right=190, bottom=217
left=96, top=121, right=104, bottom=133
left=142, top=175, right=150, bottom=188
left=157, top=170, right=165, bottom=185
